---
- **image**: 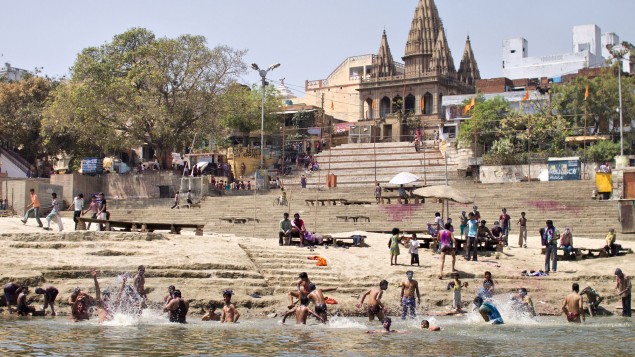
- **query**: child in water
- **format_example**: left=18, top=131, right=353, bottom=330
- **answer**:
left=447, top=272, right=468, bottom=312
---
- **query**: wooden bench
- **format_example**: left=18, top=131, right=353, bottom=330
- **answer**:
left=341, top=200, right=372, bottom=206
left=0, top=210, right=11, bottom=217
left=77, top=217, right=204, bottom=236
left=327, top=198, right=346, bottom=206
left=380, top=195, right=420, bottom=204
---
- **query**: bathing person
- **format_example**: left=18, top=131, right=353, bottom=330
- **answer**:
left=447, top=272, right=468, bottom=312
left=164, top=285, right=176, bottom=304
left=357, top=280, right=389, bottom=322
left=307, top=283, right=337, bottom=323
left=288, top=272, right=311, bottom=308
left=35, top=286, right=59, bottom=316
left=400, top=270, right=420, bottom=320
left=133, top=265, right=147, bottom=300
left=562, top=283, right=585, bottom=323
left=366, top=317, right=408, bottom=334
left=438, top=222, right=456, bottom=279
left=580, top=286, right=603, bottom=317
left=3, top=282, right=22, bottom=313
left=421, top=320, right=441, bottom=331
left=473, top=296, right=504, bottom=324
left=282, top=296, right=323, bottom=325
left=163, top=289, right=188, bottom=323
left=512, top=288, right=535, bottom=317
left=615, top=268, right=632, bottom=317
left=202, top=305, right=220, bottom=321
left=221, top=290, right=240, bottom=323
left=16, top=287, right=36, bottom=316
left=71, top=269, right=100, bottom=322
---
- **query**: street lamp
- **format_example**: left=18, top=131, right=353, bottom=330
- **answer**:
left=609, top=47, right=627, bottom=156
left=251, top=63, right=281, bottom=168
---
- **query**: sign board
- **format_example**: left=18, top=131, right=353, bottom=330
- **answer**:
left=547, top=157, right=580, bottom=181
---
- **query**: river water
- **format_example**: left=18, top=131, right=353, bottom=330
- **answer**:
left=0, top=310, right=633, bottom=357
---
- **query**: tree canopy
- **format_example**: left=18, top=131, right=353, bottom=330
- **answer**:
left=42, top=28, right=248, bottom=161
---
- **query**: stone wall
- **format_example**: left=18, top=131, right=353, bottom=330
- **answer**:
left=1, top=179, right=62, bottom=213
left=479, top=164, right=598, bottom=184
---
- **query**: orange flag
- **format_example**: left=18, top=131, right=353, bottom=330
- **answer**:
left=584, top=85, right=589, bottom=101
left=522, top=90, right=529, bottom=101
left=371, top=99, right=375, bottom=109
left=463, top=96, right=475, bottom=114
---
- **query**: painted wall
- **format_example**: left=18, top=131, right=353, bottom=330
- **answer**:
left=479, top=164, right=598, bottom=184
left=0, top=152, right=27, bottom=178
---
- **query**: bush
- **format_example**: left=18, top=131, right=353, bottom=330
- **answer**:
left=587, top=140, right=620, bottom=163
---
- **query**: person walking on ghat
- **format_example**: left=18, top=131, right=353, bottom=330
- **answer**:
left=21, top=188, right=43, bottom=227
left=171, top=190, right=180, bottom=209
left=43, top=192, right=63, bottom=232
left=517, top=212, right=527, bottom=248
left=68, top=193, right=85, bottom=230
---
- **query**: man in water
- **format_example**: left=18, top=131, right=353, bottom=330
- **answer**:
left=512, top=288, right=535, bottom=317
left=282, top=296, right=323, bottom=325
left=35, top=285, right=59, bottom=316
left=221, top=290, right=240, bottom=323
left=163, top=289, right=188, bottom=323
left=164, top=285, right=176, bottom=304
left=71, top=269, right=100, bottom=322
left=202, top=305, right=220, bottom=321
left=3, top=282, right=22, bottom=313
left=357, top=280, right=389, bottom=322
left=307, top=283, right=337, bottom=323
left=615, top=268, right=632, bottom=317
left=400, top=271, right=421, bottom=320
left=366, top=317, right=408, bottom=334
left=580, top=286, right=603, bottom=317
left=473, top=296, right=504, bottom=324
left=133, top=265, right=147, bottom=301
left=420, top=320, right=441, bottom=331
left=562, top=283, right=585, bottom=323
left=288, top=272, right=311, bottom=309
left=16, top=287, right=36, bottom=316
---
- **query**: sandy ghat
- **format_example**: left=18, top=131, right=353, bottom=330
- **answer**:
left=0, top=216, right=633, bottom=319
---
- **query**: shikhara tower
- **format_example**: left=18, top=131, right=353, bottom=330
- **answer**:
left=358, top=0, right=479, bottom=133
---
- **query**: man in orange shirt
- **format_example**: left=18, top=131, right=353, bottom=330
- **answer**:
left=21, top=188, right=43, bottom=227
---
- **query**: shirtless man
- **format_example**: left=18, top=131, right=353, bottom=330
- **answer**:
left=282, top=296, right=323, bottom=325
left=307, top=283, right=337, bottom=323
left=357, top=280, right=389, bottom=321
left=512, top=288, right=535, bottom=317
left=71, top=269, right=100, bottom=322
left=133, top=265, right=147, bottom=300
left=562, top=283, right=585, bottom=323
left=202, top=305, right=220, bottom=321
left=3, top=282, right=22, bottom=313
left=221, top=290, right=240, bottom=323
left=163, top=289, right=189, bottom=323
left=400, top=271, right=420, bottom=320
left=420, top=320, right=441, bottom=331
left=35, top=286, right=59, bottom=316
left=288, top=272, right=311, bottom=309
left=16, top=287, right=36, bottom=316
left=164, top=285, right=176, bottom=304
left=366, top=317, right=408, bottom=334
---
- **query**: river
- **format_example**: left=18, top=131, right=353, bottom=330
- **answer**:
left=0, top=311, right=633, bottom=356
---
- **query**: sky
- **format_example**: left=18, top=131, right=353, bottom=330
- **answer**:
left=1, top=0, right=634, bottom=98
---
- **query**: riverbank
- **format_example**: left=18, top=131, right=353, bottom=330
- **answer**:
left=0, top=216, right=633, bottom=319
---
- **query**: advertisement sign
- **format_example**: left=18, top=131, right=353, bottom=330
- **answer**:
left=548, top=157, right=580, bottom=181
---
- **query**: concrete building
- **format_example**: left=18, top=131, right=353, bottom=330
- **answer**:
left=502, top=24, right=628, bottom=79
left=299, top=54, right=393, bottom=122
left=0, top=63, right=29, bottom=81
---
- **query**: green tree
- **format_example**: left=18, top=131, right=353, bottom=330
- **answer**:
left=217, top=83, right=282, bottom=145
left=42, top=28, right=247, bottom=164
left=587, top=139, right=620, bottom=163
left=0, top=76, right=58, bottom=162
left=458, top=95, right=509, bottom=149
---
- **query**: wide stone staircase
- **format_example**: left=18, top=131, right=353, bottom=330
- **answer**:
left=286, top=140, right=465, bottom=188
left=97, top=179, right=620, bottom=239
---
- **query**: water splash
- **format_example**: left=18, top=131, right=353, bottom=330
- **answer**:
left=326, top=315, right=367, bottom=329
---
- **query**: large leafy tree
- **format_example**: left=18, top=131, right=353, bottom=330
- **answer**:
left=458, top=95, right=509, bottom=149
left=0, top=75, right=58, bottom=162
left=42, top=28, right=247, bottom=163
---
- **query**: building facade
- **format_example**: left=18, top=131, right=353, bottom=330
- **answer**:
left=0, top=63, right=29, bottom=81
left=357, top=0, right=479, bottom=140
left=502, top=24, right=628, bottom=79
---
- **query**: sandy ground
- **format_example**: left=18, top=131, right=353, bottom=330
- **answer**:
left=0, top=215, right=633, bottom=319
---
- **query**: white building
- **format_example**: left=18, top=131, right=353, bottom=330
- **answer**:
left=502, top=24, right=627, bottom=79
left=0, top=63, right=29, bottom=81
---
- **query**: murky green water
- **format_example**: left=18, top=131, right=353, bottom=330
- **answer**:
left=0, top=312, right=633, bottom=356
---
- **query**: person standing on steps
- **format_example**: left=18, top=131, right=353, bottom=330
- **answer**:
left=374, top=182, right=382, bottom=204
left=186, top=189, right=193, bottom=208
left=300, top=175, right=307, bottom=189
left=389, top=228, right=403, bottom=266
left=517, top=211, right=527, bottom=248
left=499, top=208, right=511, bottom=246
left=96, top=192, right=108, bottom=231
left=279, top=212, right=292, bottom=246
left=465, top=212, right=478, bottom=261
left=543, top=220, right=559, bottom=274
left=21, top=188, right=43, bottom=227
left=409, top=234, right=420, bottom=266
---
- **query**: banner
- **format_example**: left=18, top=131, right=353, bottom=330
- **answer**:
left=548, top=158, right=580, bottom=181
left=307, top=127, right=322, bottom=136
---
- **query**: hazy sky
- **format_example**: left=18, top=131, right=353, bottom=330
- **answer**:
left=1, top=0, right=633, bottom=98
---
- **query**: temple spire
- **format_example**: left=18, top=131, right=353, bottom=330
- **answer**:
left=374, top=30, right=397, bottom=78
left=458, top=35, right=481, bottom=85
left=429, top=24, right=456, bottom=74
left=404, top=0, right=442, bottom=74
